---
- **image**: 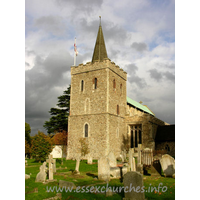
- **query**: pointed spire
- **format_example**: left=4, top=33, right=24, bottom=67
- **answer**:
left=92, top=17, right=108, bottom=63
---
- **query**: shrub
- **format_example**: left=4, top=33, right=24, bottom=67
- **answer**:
left=31, top=131, right=53, bottom=162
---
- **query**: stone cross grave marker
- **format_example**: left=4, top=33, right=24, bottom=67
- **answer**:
left=123, top=171, right=145, bottom=200
left=46, top=154, right=54, bottom=180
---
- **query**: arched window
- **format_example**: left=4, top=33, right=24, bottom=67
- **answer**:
left=81, top=80, right=84, bottom=92
left=120, top=84, right=122, bottom=95
left=113, top=79, right=116, bottom=91
left=117, top=105, right=119, bottom=115
left=94, top=78, right=97, bottom=89
left=84, top=124, right=88, bottom=138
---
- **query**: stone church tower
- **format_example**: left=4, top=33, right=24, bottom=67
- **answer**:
left=67, top=21, right=127, bottom=159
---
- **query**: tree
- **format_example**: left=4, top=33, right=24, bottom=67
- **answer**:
left=52, top=130, right=68, bottom=165
left=31, top=131, right=53, bottom=162
left=25, top=140, right=31, bottom=157
left=25, top=122, right=31, bottom=145
left=79, top=138, right=90, bottom=157
left=43, top=85, right=70, bottom=134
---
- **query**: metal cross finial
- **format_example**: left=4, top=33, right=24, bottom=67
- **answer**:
left=99, top=16, right=101, bottom=26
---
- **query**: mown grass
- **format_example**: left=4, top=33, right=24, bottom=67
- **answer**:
left=25, top=158, right=175, bottom=200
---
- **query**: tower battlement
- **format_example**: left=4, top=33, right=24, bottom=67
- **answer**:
left=71, top=58, right=127, bottom=80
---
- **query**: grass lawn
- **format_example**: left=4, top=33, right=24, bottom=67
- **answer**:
left=25, top=158, right=175, bottom=200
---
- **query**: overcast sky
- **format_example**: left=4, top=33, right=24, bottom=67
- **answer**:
left=25, top=0, right=175, bottom=135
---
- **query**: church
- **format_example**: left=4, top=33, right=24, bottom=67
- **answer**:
left=67, top=20, right=168, bottom=160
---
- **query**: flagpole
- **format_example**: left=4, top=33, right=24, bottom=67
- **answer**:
left=74, top=37, right=76, bottom=66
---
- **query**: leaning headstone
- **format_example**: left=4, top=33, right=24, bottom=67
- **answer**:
left=98, top=157, right=110, bottom=181
left=160, top=154, right=175, bottom=177
left=107, top=152, right=117, bottom=167
left=151, top=159, right=161, bottom=177
left=87, top=156, right=93, bottom=165
left=123, top=171, right=145, bottom=200
left=35, top=162, right=47, bottom=182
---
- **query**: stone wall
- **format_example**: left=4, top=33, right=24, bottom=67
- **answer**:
left=155, top=141, right=175, bottom=157
left=67, top=59, right=127, bottom=159
left=125, top=104, right=165, bottom=150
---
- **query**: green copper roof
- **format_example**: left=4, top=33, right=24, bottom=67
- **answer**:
left=127, top=97, right=155, bottom=116
left=92, top=25, right=108, bottom=62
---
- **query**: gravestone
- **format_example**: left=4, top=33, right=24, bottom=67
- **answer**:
left=25, top=174, right=30, bottom=179
left=132, top=157, right=136, bottom=171
left=151, top=159, right=161, bottom=177
left=98, top=157, right=110, bottom=181
left=87, top=156, right=93, bottom=164
left=136, top=144, right=143, bottom=174
left=110, top=166, right=128, bottom=178
left=35, top=162, right=47, bottom=182
left=59, top=180, right=76, bottom=189
left=160, top=154, right=175, bottom=177
left=74, top=157, right=80, bottom=174
left=107, top=151, right=117, bottom=167
left=138, top=144, right=142, bottom=164
left=25, top=160, right=30, bottom=179
left=46, top=155, right=54, bottom=180
left=123, top=171, right=145, bottom=200
left=129, top=149, right=133, bottom=171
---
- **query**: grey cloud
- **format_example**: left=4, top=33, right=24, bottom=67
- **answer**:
left=156, top=62, right=175, bottom=69
left=131, top=42, right=148, bottom=52
left=34, top=15, right=66, bottom=37
left=25, top=50, right=75, bottom=134
left=78, top=19, right=128, bottom=44
left=148, top=68, right=175, bottom=82
left=148, top=69, right=163, bottom=81
left=163, top=71, right=175, bottom=82
left=126, top=64, right=147, bottom=89
left=25, top=62, right=30, bottom=67
left=56, top=0, right=103, bottom=14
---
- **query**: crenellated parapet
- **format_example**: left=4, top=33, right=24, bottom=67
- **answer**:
left=71, top=58, right=127, bottom=80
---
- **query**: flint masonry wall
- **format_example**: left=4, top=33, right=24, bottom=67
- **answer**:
left=125, top=105, right=165, bottom=150
left=67, top=59, right=127, bottom=159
